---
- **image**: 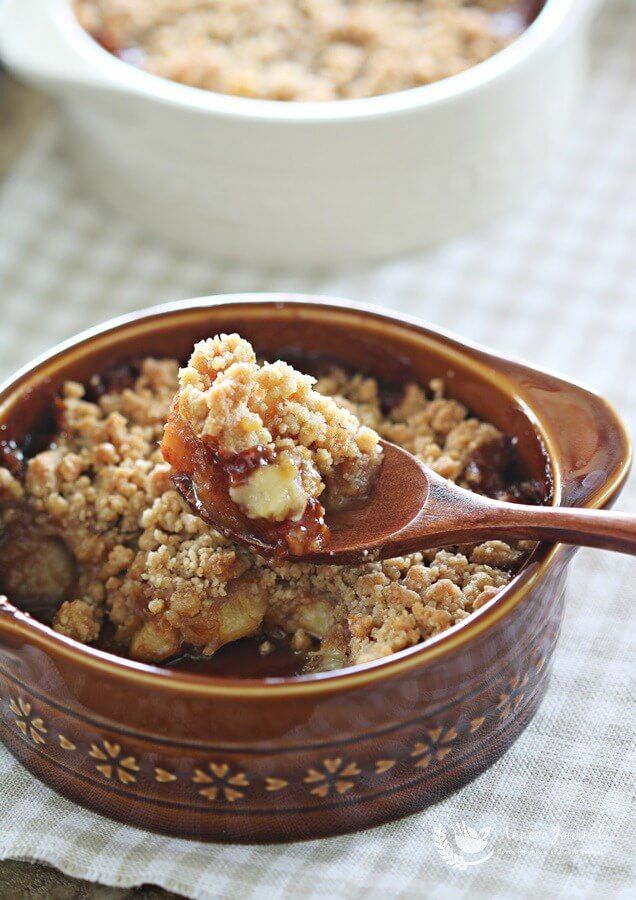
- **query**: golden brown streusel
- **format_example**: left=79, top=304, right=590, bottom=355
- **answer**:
left=171, top=333, right=382, bottom=527
left=74, top=0, right=526, bottom=101
left=0, top=353, right=532, bottom=670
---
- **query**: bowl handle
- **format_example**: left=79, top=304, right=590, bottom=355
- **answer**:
left=495, top=356, right=632, bottom=512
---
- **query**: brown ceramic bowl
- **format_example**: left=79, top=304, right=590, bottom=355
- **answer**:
left=0, top=296, right=630, bottom=842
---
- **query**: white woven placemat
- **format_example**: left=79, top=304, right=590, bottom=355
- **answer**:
left=0, top=2, right=635, bottom=897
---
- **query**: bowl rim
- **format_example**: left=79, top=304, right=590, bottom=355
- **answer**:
left=47, top=0, right=576, bottom=122
left=0, top=294, right=631, bottom=697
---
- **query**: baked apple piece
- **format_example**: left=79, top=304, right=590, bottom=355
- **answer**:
left=0, top=526, right=76, bottom=622
left=161, top=334, right=383, bottom=557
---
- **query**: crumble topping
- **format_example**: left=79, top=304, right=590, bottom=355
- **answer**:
left=74, top=0, right=526, bottom=101
left=163, top=334, right=382, bottom=553
left=0, top=353, right=538, bottom=671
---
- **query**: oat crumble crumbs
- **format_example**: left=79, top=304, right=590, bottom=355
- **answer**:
left=0, top=349, right=536, bottom=672
left=75, top=0, right=526, bottom=101
left=163, top=334, right=382, bottom=545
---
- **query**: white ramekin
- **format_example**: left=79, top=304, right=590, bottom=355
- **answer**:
left=0, top=0, right=605, bottom=266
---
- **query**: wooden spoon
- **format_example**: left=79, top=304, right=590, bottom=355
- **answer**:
left=174, top=439, right=636, bottom=564
left=294, top=440, right=636, bottom=565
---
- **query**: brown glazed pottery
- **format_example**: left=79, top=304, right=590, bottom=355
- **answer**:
left=0, top=296, right=631, bottom=842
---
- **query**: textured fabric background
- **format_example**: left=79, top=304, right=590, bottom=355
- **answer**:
left=0, top=1, right=635, bottom=897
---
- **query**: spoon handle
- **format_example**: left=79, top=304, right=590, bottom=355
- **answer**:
left=459, top=502, right=636, bottom=556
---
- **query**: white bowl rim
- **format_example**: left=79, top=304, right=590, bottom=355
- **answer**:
left=48, top=0, right=583, bottom=123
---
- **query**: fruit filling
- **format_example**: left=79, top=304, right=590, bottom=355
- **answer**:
left=162, top=334, right=383, bottom=556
